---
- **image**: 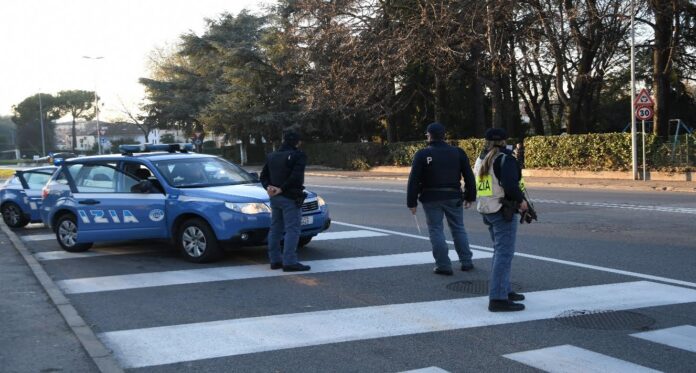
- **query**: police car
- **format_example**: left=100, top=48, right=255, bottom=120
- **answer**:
left=1, top=166, right=57, bottom=228
left=40, top=144, right=330, bottom=262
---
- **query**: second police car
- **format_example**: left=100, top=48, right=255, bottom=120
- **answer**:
left=40, top=144, right=330, bottom=262
left=1, top=166, right=57, bottom=227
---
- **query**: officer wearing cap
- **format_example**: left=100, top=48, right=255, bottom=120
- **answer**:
left=474, top=128, right=528, bottom=312
left=407, top=122, right=477, bottom=275
left=260, top=130, right=311, bottom=272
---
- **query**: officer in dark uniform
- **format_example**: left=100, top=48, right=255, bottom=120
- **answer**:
left=260, top=130, right=310, bottom=272
left=407, top=122, right=477, bottom=275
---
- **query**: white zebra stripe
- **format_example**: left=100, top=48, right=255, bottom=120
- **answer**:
left=631, top=325, right=696, bottom=353
left=503, top=345, right=662, bottom=373
left=57, top=249, right=492, bottom=294
left=99, top=281, right=696, bottom=368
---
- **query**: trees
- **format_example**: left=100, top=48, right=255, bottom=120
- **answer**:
left=12, top=93, right=61, bottom=156
left=117, top=99, right=160, bottom=143
left=57, top=90, right=96, bottom=151
left=644, top=0, right=696, bottom=136
left=138, top=1, right=696, bottom=143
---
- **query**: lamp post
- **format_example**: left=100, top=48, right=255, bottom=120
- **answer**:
left=82, top=56, right=104, bottom=154
left=38, top=92, right=46, bottom=157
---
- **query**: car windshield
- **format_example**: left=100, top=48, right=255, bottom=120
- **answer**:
left=153, top=157, right=256, bottom=188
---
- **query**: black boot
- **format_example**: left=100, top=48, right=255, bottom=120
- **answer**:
left=488, top=300, right=525, bottom=312
left=508, top=292, right=525, bottom=301
left=283, top=263, right=311, bottom=272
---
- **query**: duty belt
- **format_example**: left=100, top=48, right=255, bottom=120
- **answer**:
left=422, top=187, right=462, bottom=192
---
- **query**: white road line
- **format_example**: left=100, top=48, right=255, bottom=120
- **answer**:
left=20, top=233, right=55, bottom=242
left=333, top=221, right=696, bottom=289
left=31, top=230, right=385, bottom=261
left=631, top=325, right=696, bottom=353
left=312, top=230, right=388, bottom=241
left=35, top=248, right=157, bottom=261
left=532, top=199, right=696, bottom=215
left=57, top=250, right=493, bottom=294
left=99, top=281, right=696, bottom=368
left=306, top=184, right=406, bottom=193
left=503, top=345, right=662, bottom=373
left=307, top=184, right=695, bottom=215
left=400, top=367, right=450, bottom=373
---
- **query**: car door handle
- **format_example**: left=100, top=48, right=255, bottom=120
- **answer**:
left=78, top=199, right=100, bottom=205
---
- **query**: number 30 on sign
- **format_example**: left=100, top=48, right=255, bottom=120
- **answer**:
left=635, top=106, right=653, bottom=121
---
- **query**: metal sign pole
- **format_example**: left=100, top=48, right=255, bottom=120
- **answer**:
left=630, top=0, right=638, bottom=180
left=642, top=119, right=646, bottom=181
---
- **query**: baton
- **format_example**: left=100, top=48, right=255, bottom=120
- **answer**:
left=413, top=214, right=422, bottom=234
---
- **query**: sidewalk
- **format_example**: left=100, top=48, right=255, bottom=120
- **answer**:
left=0, top=223, right=123, bottom=373
left=302, top=166, right=696, bottom=193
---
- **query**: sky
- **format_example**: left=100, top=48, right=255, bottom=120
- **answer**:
left=0, top=0, right=271, bottom=121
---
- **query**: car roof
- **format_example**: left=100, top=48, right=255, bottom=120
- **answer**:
left=17, top=166, right=57, bottom=173
left=63, top=152, right=217, bottom=164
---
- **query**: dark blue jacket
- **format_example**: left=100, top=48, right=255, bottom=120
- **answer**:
left=407, top=141, right=476, bottom=208
left=260, top=144, right=306, bottom=199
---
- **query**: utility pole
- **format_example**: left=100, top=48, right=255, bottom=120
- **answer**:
left=38, top=92, right=46, bottom=157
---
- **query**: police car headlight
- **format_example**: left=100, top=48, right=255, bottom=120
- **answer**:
left=317, top=196, right=326, bottom=207
left=224, top=202, right=271, bottom=214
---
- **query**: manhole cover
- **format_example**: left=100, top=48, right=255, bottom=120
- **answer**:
left=555, top=309, right=655, bottom=330
left=446, top=280, right=522, bottom=295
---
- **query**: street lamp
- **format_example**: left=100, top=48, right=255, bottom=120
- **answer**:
left=82, top=55, right=104, bottom=154
left=38, top=92, right=46, bottom=157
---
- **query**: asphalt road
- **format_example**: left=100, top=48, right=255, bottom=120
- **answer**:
left=10, top=175, right=696, bottom=372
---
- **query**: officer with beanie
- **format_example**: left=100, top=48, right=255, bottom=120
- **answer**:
left=474, top=128, right=528, bottom=312
left=260, top=130, right=310, bottom=272
left=407, top=122, right=477, bottom=275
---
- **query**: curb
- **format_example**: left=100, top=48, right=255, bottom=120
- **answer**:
left=0, top=222, right=124, bottom=373
left=305, top=172, right=696, bottom=193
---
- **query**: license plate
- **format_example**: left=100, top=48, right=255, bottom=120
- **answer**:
left=301, top=216, right=313, bottom=225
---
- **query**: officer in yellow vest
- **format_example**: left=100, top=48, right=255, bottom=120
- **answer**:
left=474, top=128, right=528, bottom=312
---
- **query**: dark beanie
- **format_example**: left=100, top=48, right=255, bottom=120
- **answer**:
left=283, top=130, right=301, bottom=146
left=426, top=122, right=446, bottom=139
left=484, top=128, right=507, bottom=141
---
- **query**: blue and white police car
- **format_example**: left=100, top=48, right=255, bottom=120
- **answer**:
left=1, top=166, right=57, bottom=228
left=40, top=144, right=330, bottom=262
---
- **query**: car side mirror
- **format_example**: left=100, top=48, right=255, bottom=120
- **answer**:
left=249, top=172, right=260, bottom=181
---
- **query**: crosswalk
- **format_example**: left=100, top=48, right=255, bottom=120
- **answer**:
left=99, top=281, right=696, bottom=368
left=14, top=225, right=696, bottom=371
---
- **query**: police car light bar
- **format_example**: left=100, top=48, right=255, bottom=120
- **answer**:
left=119, top=144, right=147, bottom=154
left=119, top=143, right=195, bottom=155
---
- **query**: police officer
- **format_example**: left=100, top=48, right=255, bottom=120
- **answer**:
left=260, top=130, right=310, bottom=272
left=407, top=122, right=477, bottom=275
left=474, top=128, right=528, bottom=312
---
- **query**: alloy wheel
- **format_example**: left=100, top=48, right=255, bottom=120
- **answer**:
left=182, top=226, right=207, bottom=257
left=58, top=220, right=77, bottom=247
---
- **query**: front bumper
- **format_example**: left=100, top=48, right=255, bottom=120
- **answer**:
left=226, top=216, right=331, bottom=246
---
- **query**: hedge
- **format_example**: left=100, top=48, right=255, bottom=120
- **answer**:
left=299, top=133, right=694, bottom=171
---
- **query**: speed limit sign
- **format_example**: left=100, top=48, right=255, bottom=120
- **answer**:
left=635, top=106, right=653, bottom=121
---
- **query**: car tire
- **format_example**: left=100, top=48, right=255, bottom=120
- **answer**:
left=177, top=218, right=222, bottom=263
left=298, top=236, right=312, bottom=248
left=55, top=214, right=93, bottom=252
left=2, top=202, right=29, bottom=228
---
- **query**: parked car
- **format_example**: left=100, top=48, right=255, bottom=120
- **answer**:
left=40, top=144, right=330, bottom=262
left=1, top=166, right=57, bottom=227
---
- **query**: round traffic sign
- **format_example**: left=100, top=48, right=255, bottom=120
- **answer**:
left=635, top=106, right=653, bottom=121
